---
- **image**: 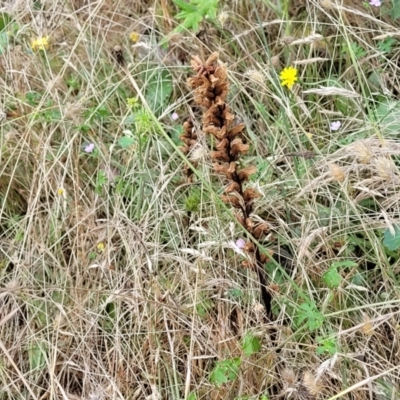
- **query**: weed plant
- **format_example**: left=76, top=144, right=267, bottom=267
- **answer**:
left=1, top=0, right=400, bottom=399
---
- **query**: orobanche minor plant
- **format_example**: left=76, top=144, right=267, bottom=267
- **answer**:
left=183, top=53, right=272, bottom=314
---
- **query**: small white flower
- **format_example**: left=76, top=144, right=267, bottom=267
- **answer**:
left=171, top=112, right=179, bottom=121
left=330, top=121, right=341, bottom=131
left=84, top=143, right=95, bottom=153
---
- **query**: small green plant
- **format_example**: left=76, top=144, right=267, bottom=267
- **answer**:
left=173, top=0, right=219, bottom=33
left=185, top=188, right=201, bottom=212
left=296, top=301, right=324, bottom=331
left=323, top=260, right=358, bottom=289
left=323, top=265, right=342, bottom=289
left=377, top=37, right=397, bottom=54
left=209, top=358, right=241, bottom=386
left=316, top=336, right=337, bottom=355
left=242, top=332, right=261, bottom=357
left=342, top=42, right=366, bottom=59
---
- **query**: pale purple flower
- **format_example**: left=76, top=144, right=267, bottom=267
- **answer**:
left=369, top=0, right=381, bottom=6
left=84, top=143, right=95, bottom=153
left=235, top=238, right=246, bottom=249
left=330, top=121, right=341, bottom=131
left=171, top=112, right=179, bottom=121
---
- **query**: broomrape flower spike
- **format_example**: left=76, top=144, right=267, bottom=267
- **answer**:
left=280, top=66, right=298, bottom=89
left=31, top=36, right=49, bottom=51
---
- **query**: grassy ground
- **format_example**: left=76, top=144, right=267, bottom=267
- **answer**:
left=1, top=0, right=400, bottom=399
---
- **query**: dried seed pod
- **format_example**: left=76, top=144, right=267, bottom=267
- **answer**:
left=329, top=163, right=346, bottom=182
left=253, top=222, right=270, bottom=239
left=243, top=188, right=261, bottom=201
left=234, top=212, right=245, bottom=226
left=238, top=166, right=257, bottom=181
left=216, top=138, right=229, bottom=150
left=221, top=194, right=242, bottom=208
left=225, top=181, right=241, bottom=193
left=211, top=149, right=230, bottom=162
left=228, top=123, right=245, bottom=138
left=205, top=52, right=219, bottom=66
left=244, top=242, right=255, bottom=252
left=231, top=138, right=249, bottom=156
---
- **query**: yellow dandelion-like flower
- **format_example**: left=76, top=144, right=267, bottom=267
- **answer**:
left=129, top=31, right=140, bottom=43
left=57, top=188, right=65, bottom=196
left=97, top=242, right=105, bottom=252
left=31, top=36, right=49, bottom=51
left=279, top=66, right=298, bottom=89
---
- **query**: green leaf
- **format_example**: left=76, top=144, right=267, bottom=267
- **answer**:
left=209, top=358, right=241, bottom=386
left=173, top=0, right=219, bottom=32
left=391, top=0, right=400, bottom=20
left=242, top=333, right=261, bottom=357
left=29, top=341, right=47, bottom=372
left=0, top=31, right=8, bottom=55
left=375, top=99, right=400, bottom=136
left=316, top=336, right=337, bottom=355
left=118, top=136, right=136, bottom=148
left=330, top=260, right=358, bottom=269
left=296, top=302, right=324, bottom=331
left=0, top=13, right=11, bottom=32
left=196, top=298, right=213, bottom=318
left=145, top=69, right=173, bottom=114
left=383, top=225, right=400, bottom=251
left=323, top=266, right=342, bottom=289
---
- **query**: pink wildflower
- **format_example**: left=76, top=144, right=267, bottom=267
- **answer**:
left=84, top=143, right=95, bottom=153
left=369, top=0, right=381, bottom=6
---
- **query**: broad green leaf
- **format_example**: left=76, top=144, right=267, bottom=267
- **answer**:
left=391, top=0, right=400, bottom=20
left=242, top=333, right=261, bottom=357
left=375, top=100, right=400, bottom=136
left=323, top=266, right=342, bottom=289
left=209, top=358, right=241, bottom=386
left=145, top=69, right=173, bottom=114
left=29, top=341, right=47, bottom=371
left=118, top=136, right=136, bottom=148
left=383, top=225, right=400, bottom=251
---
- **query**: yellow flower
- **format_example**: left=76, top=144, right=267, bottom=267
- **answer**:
left=31, top=36, right=49, bottom=51
left=129, top=31, right=140, bottom=43
left=97, top=242, right=105, bottom=252
left=280, top=66, right=298, bottom=89
left=57, top=188, right=65, bottom=196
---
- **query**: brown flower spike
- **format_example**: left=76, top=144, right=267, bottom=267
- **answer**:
left=187, top=52, right=272, bottom=315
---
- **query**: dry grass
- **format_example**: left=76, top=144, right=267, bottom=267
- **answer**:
left=1, top=0, right=400, bottom=399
